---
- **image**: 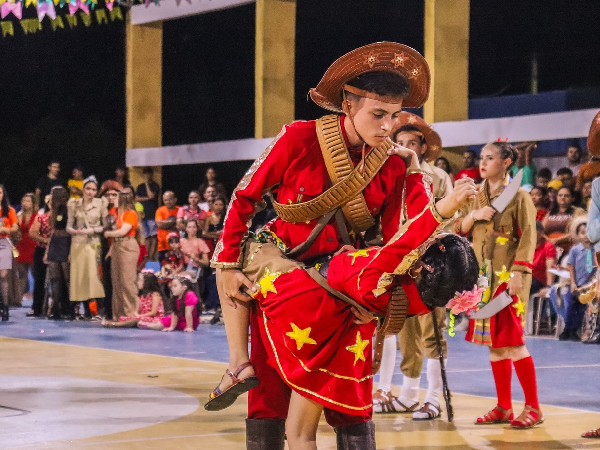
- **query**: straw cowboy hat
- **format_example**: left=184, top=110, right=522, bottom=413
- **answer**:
left=394, top=111, right=442, bottom=162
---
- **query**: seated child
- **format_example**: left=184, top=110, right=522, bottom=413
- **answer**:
left=161, top=233, right=185, bottom=277
left=102, top=271, right=165, bottom=328
left=141, top=276, right=199, bottom=332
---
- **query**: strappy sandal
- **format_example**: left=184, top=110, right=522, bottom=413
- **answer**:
left=510, top=405, right=544, bottom=429
left=582, top=428, right=600, bottom=438
left=204, top=362, right=259, bottom=411
left=412, top=402, right=441, bottom=420
left=373, top=390, right=400, bottom=413
left=474, top=405, right=513, bottom=425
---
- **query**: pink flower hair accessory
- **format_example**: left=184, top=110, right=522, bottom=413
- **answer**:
left=446, top=285, right=484, bottom=316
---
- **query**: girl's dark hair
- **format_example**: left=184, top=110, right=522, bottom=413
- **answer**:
left=0, top=185, right=10, bottom=219
left=416, top=234, right=479, bottom=309
left=140, top=272, right=164, bottom=297
left=549, top=186, right=574, bottom=215
left=488, top=141, right=517, bottom=169
left=537, top=167, right=552, bottom=179
left=530, top=186, right=548, bottom=197
left=346, top=71, right=410, bottom=100
left=168, top=277, right=194, bottom=317
left=49, top=186, right=69, bottom=228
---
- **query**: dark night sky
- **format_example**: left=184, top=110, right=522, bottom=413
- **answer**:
left=1, top=0, right=600, bottom=201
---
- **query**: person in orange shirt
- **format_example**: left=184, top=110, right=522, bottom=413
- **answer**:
left=0, top=184, right=18, bottom=321
left=104, top=191, right=140, bottom=321
left=155, top=191, right=180, bottom=263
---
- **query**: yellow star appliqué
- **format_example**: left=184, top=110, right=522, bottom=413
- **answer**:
left=348, top=249, right=370, bottom=265
left=286, top=323, right=317, bottom=350
left=255, top=267, right=281, bottom=298
left=495, top=236, right=509, bottom=246
left=346, top=331, right=370, bottom=365
left=513, top=299, right=524, bottom=317
left=495, top=265, right=511, bottom=283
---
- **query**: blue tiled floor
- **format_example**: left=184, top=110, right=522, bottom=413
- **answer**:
left=2, top=301, right=599, bottom=413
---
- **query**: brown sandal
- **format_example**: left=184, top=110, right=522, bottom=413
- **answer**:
left=582, top=428, right=600, bottom=438
left=475, top=405, right=513, bottom=425
left=510, top=405, right=544, bottom=429
left=204, top=362, right=259, bottom=411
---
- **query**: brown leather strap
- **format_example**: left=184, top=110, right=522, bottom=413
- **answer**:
left=335, top=209, right=353, bottom=246
left=317, top=115, right=377, bottom=232
left=372, top=285, right=410, bottom=374
left=306, top=267, right=371, bottom=316
left=286, top=208, right=338, bottom=259
left=272, top=117, right=392, bottom=227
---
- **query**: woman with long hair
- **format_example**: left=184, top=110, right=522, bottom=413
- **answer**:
left=104, top=190, right=139, bottom=320
left=14, top=193, right=38, bottom=308
left=0, top=185, right=18, bottom=321
left=45, top=186, right=72, bottom=320
left=28, top=195, right=52, bottom=317
left=67, top=176, right=107, bottom=319
left=455, top=141, right=541, bottom=429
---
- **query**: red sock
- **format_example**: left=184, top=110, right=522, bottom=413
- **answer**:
left=491, top=359, right=512, bottom=410
left=513, top=356, right=539, bottom=410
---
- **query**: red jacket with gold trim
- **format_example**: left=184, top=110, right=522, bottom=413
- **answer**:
left=212, top=116, right=407, bottom=267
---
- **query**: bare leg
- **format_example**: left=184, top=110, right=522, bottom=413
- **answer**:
left=102, top=318, right=140, bottom=328
left=286, top=391, right=322, bottom=450
left=217, top=270, right=255, bottom=391
left=138, top=321, right=165, bottom=331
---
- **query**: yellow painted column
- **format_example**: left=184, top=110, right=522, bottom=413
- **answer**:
left=423, top=0, right=469, bottom=169
left=126, top=14, right=163, bottom=189
left=255, top=0, right=296, bottom=138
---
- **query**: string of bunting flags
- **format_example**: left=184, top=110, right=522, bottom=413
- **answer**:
left=0, top=0, right=146, bottom=37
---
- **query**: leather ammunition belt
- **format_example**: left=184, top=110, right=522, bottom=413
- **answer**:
left=272, top=115, right=392, bottom=231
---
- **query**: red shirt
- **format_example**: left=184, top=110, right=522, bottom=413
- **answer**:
left=532, top=239, right=557, bottom=285
left=214, top=116, right=406, bottom=265
left=455, top=167, right=482, bottom=184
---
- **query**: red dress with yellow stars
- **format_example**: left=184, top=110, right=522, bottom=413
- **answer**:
left=250, top=171, right=446, bottom=416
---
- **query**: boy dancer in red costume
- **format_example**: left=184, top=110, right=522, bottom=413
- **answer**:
left=207, top=42, right=477, bottom=449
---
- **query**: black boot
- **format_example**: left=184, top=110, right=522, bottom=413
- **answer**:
left=335, top=420, right=376, bottom=450
left=246, top=418, right=285, bottom=450
left=2, top=303, right=8, bottom=321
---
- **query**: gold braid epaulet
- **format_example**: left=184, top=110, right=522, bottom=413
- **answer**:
left=272, top=115, right=391, bottom=230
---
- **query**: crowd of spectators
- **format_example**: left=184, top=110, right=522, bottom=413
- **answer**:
left=2, top=143, right=600, bottom=344
left=0, top=162, right=229, bottom=330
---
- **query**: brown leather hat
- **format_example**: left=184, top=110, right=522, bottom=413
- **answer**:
left=587, top=110, right=600, bottom=157
left=309, top=42, right=430, bottom=113
left=394, top=112, right=442, bottom=162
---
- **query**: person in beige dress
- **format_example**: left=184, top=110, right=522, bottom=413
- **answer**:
left=104, top=191, right=140, bottom=320
left=67, top=176, right=108, bottom=319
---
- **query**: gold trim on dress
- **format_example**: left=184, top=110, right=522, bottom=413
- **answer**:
left=263, top=312, right=373, bottom=411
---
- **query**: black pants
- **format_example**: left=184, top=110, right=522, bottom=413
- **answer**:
left=102, top=256, right=113, bottom=319
left=32, top=246, right=47, bottom=316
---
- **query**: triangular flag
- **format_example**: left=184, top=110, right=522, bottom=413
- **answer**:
left=50, top=15, right=64, bottom=30
left=20, top=18, right=42, bottom=34
left=94, top=8, right=107, bottom=24
left=109, top=5, right=121, bottom=21
left=25, top=0, right=37, bottom=7
left=79, top=10, right=91, bottom=25
left=0, top=20, right=13, bottom=36
left=65, top=12, right=77, bottom=27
